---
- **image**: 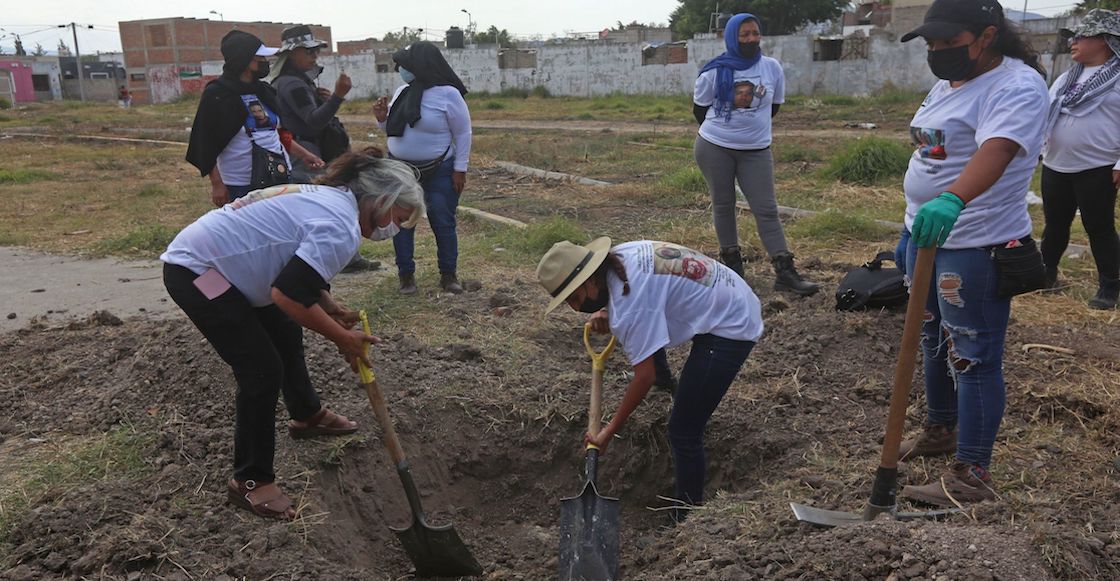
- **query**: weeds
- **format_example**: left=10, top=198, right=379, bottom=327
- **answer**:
left=821, top=137, right=912, bottom=185
left=137, top=184, right=168, bottom=198
left=786, top=208, right=895, bottom=243
left=96, top=224, right=177, bottom=256
left=775, top=144, right=822, bottom=163
left=659, top=166, right=708, bottom=194
left=0, top=169, right=54, bottom=184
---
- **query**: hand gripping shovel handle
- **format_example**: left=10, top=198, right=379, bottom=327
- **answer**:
left=583, top=324, right=617, bottom=481
left=357, top=311, right=407, bottom=466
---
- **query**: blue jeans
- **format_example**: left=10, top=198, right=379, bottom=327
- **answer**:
left=901, top=230, right=1010, bottom=469
left=393, top=157, right=460, bottom=274
left=667, top=334, right=755, bottom=508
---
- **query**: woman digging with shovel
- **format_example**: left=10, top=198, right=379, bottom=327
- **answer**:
left=162, top=147, right=425, bottom=520
left=538, top=238, right=763, bottom=522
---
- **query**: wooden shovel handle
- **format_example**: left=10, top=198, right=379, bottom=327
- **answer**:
left=880, top=247, right=936, bottom=469
left=358, top=311, right=407, bottom=465
left=583, top=324, right=617, bottom=442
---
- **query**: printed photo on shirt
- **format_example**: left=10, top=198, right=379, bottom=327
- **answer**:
left=241, top=95, right=278, bottom=133
left=651, top=242, right=716, bottom=287
left=734, top=81, right=756, bottom=109
left=227, top=184, right=303, bottom=210
left=911, top=126, right=947, bottom=160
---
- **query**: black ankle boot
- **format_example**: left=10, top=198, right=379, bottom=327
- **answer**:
left=440, top=272, right=464, bottom=294
left=719, top=246, right=745, bottom=278
left=771, top=252, right=819, bottom=296
left=398, top=272, right=417, bottom=295
left=1088, top=277, right=1119, bottom=310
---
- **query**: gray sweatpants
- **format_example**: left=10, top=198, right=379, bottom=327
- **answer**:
left=694, top=135, right=789, bottom=257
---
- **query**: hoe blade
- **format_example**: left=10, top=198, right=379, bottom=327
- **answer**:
left=392, top=518, right=483, bottom=578
left=559, top=481, right=620, bottom=581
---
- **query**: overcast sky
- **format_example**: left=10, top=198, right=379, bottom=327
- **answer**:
left=0, top=1, right=1090, bottom=55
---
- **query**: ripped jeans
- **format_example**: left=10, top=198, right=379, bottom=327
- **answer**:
left=899, top=230, right=1010, bottom=469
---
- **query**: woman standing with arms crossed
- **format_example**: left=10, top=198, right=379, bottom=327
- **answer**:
left=894, top=0, right=1049, bottom=506
left=1040, top=9, right=1120, bottom=310
left=692, top=13, right=818, bottom=296
left=373, top=41, right=472, bottom=295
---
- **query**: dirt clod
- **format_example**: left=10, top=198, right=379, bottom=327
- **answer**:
left=489, top=292, right=517, bottom=307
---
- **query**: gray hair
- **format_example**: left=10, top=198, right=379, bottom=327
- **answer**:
left=314, top=147, right=425, bottom=228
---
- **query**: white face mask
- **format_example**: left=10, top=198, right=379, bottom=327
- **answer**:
left=368, top=221, right=400, bottom=241
left=399, top=67, right=416, bottom=83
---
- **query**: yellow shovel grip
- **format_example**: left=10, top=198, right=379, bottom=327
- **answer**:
left=357, top=311, right=375, bottom=384
left=583, top=323, right=616, bottom=373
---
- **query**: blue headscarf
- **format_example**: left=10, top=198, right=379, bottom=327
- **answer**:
left=698, top=13, right=762, bottom=119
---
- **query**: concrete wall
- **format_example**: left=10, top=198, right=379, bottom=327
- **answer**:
left=0, top=59, right=36, bottom=103
left=61, top=79, right=119, bottom=102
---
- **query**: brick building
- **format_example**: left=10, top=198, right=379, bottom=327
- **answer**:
left=118, top=17, right=331, bottom=103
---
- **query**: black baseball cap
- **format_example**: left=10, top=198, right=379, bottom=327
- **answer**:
left=901, top=0, right=1004, bottom=43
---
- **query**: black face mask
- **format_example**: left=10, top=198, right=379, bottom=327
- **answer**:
left=739, top=42, right=760, bottom=58
left=254, top=60, right=271, bottom=79
left=576, top=287, right=609, bottom=313
left=927, top=44, right=976, bottom=81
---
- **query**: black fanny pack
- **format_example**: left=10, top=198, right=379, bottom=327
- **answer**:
left=990, top=236, right=1047, bottom=298
left=392, top=146, right=450, bottom=184
left=836, top=251, right=908, bottom=311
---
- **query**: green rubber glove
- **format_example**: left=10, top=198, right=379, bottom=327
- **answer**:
left=912, top=192, right=965, bottom=248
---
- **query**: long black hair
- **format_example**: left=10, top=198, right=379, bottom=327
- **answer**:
left=970, top=14, right=1045, bottom=77
left=592, top=253, right=631, bottom=296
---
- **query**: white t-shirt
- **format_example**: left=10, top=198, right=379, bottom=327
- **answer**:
left=903, top=58, right=1047, bottom=249
left=693, top=56, right=785, bottom=150
left=161, top=184, right=361, bottom=307
left=606, top=241, right=764, bottom=366
left=1043, top=65, right=1120, bottom=173
left=215, top=95, right=291, bottom=187
left=380, top=84, right=473, bottom=172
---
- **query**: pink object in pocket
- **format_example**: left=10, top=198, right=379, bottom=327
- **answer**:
left=192, top=268, right=232, bottom=300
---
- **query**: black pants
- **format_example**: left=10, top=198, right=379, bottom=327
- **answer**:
left=1041, top=165, right=1120, bottom=282
left=163, top=264, right=321, bottom=483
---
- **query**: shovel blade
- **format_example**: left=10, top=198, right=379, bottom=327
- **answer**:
left=559, top=481, right=620, bottom=581
left=790, top=502, right=868, bottom=527
left=392, top=519, right=483, bottom=578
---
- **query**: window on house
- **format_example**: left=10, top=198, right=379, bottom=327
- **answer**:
left=131, top=73, right=146, bottom=81
left=376, top=64, right=389, bottom=73
left=90, top=72, right=109, bottom=80
left=32, top=75, right=51, bottom=91
left=813, top=36, right=869, bottom=61
left=148, top=25, right=169, bottom=47
left=498, top=49, right=537, bottom=69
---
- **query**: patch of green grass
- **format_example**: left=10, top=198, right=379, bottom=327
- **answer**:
left=818, top=94, right=860, bottom=106
left=320, top=435, right=365, bottom=466
left=136, top=184, right=168, bottom=197
left=0, top=97, right=11, bottom=110
left=576, top=112, right=595, bottom=120
left=775, top=144, right=822, bottom=163
left=786, top=209, right=895, bottom=243
left=96, top=224, right=177, bottom=256
left=0, top=169, right=54, bottom=184
left=531, top=85, right=552, bottom=99
left=821, top=137, right=912, bottom=186
left=659, top=166, right=708, bottom=194
left=0, top=425, right=154, bottom=545
left=484, top=101, right=505, bottom=110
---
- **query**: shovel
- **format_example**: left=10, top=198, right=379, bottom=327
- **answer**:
left=559, top=324, right=621, bottom=581
left=791, top=247, right=960, bottom=527
left=355, top=311, right=483, bottom=577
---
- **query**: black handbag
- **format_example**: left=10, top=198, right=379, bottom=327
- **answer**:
left=836, top=251, right=908, bottom=311
left=248, top=140, right=290, bottom=189
left=318, top=117, right=351, bottom=163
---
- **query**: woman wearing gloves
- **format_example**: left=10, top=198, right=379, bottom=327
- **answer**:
left=894, top=0, right=1048, bottom=506
left=537, top=238, right=763, bottom=521
left=1041, top=9, right=1120, bottom=310
left=373, top=41, right=472, bottom=295
left=692, top=13, right=818, bottom=296
left=162, top=147, right=424, bottom=519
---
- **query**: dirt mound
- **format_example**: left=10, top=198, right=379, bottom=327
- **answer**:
left=2, top=275, right=1118, bottom=579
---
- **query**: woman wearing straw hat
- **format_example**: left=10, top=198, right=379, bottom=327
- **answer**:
left=537, top=238, right=763, bottom=520
left=1041, top=9, right=1120, bottom=310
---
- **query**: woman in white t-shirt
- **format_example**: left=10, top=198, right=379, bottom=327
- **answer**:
left=373, top=41, right=473, bottom=296
left=162, top=148, right=425, bottom=520
left=538, top=238, right=763, bottom=521
left=1041, top=9, right=1120, bottom=310
left=692, top=13, right=818, bottom=296
left=894, top=0, right=1049, bottom=508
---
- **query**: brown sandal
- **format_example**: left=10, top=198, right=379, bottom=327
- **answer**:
left=227, top=479, right=295, bottom=520
left=288, top=407, right=358, bottom=440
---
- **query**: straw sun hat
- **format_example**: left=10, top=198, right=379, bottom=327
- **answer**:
left=537, top=237, right=612, bottom=315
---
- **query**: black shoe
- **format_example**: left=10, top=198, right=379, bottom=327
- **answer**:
left=1088, top=278, right=1119, bottom=310
left=341, top=256, right=381, bottom=274
left=771, top=252, right=819, bottom=296
left=440, top=272, right=464, bottom=294
left=718, top=246, right=745, bottom=279
left=398, top=272, right=417, bottom=295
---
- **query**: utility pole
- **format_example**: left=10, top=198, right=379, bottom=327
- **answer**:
left=59, top=23, right=93, bottom=102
